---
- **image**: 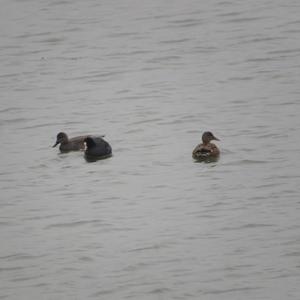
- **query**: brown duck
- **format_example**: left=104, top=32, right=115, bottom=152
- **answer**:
left=53, top=132, right=89, bottom=152
left=192, top=131, right=220, bottom=160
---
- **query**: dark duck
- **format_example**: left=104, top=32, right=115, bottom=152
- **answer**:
left=84, top=136, right=112, bottom=161
left=192, top=131, right=220, bottom=161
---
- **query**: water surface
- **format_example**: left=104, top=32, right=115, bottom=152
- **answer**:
left=1, top=0, right=300, bottom=299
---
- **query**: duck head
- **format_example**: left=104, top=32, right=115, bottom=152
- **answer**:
left=84, top=136, right=97, bottom=149
left=202, top=131, right=219, bottom=144
left=53, top=132, right=68, bottom=147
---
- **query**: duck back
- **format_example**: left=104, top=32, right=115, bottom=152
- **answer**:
left=60, top=136, right=87, bottom=152
left=84, top=136, right=112, bottom=161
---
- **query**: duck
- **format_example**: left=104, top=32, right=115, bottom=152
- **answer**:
left=53, top=132, right=88, bottom=152
left=84, top=136, right=112, bottom=161
left=192, top=131, right=220, bottom=160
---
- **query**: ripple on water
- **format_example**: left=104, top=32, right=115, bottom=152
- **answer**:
left=1, top=0, right=300, bottom=299
left=44, top=219, right=102, bottom=229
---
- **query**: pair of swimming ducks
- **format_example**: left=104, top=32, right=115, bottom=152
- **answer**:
left=53, top=131, right=220, bottom=161
left=53, top=132, right=112, bottom=160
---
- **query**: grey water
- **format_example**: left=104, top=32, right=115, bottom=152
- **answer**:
left=1, top=0, right=300, bottom=299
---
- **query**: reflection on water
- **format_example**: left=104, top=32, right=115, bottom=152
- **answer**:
left=1, top=0, right=300, bottom=299
left=84, top=154, right=113, bottom=163
left=193, top=156, right=220, bottom=164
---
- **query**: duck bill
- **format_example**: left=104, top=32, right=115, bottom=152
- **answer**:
left=52, top=141, right=59, bottom=147
left=213, top=136, right=220, bottom=141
